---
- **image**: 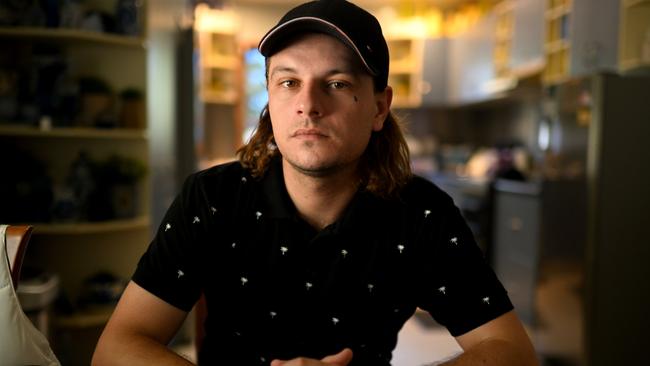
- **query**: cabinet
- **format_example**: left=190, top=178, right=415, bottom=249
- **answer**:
left=194, top=5, right=242, bottom=168
left=543, top=0, right=620, bottom=84
left=386, top=37, right=448, bottom=108
left=197, top=30, right=239, bottom=104
left=493, top=1, right=515, bottom=78
left=492, top=180, right=542, bottom=326
left=447, top=12, right=497, bottom=104
left=0, top=11, right=150, bottom=365
left=619, top=0, right=650, bottom=72
left=494, top=0, right=545, bottom=77
left=387, top=37, right=424, bottom=108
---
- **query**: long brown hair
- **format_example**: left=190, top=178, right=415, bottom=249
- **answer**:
left=237, top=103, right=412, bottom=199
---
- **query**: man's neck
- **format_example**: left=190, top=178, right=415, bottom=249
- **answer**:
left=282, top=159, right=360, bottom=231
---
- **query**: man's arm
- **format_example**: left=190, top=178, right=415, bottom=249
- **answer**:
left=440, top=310, right=538, bottom=366
left=92, top=281, right=194, bottom=366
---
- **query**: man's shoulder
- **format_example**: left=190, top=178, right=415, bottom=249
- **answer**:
left=182, top=160, right=253, bottom=195
left=401, top=175, right=454, bottom=205
left=196, top=160, right=247, bottom=180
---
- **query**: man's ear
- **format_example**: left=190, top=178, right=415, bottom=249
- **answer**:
left=372, top=86, right=392, bottom=131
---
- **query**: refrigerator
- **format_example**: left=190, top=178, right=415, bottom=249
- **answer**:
left=527, top=72, right=650, bottom=365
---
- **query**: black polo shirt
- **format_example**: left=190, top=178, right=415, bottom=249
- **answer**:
left=133, top=158, right=513, bottom=365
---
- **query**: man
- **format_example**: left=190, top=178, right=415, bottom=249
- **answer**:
left=93, top=1, right=538, bottom=365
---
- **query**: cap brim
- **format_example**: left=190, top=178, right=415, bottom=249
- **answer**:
left=258, top=17, right=377, bottom=76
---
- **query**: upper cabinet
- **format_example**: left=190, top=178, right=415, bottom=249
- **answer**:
left=543, top=0, right=620, bottom=84
left=493, top=0, right=545, bottom=78
left=193, top=4, right=243, bottom=168
left=619, top=0, right=650, bottom=72
left=447, top=12, right=497, bottom=104
left=387, top=36, right=448, bottom=108
left=387, top=37, right=424, bottom=108
left=197, top=30, right=239, bottom=105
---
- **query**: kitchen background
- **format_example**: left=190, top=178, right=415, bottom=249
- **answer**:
left=1, top=0, right=649, bottom=365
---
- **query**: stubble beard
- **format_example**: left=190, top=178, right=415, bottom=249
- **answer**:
left=283, top=142, right=356, bottom=179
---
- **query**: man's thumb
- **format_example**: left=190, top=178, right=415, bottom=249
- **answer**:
left=321, top=348, right=353, bottom=365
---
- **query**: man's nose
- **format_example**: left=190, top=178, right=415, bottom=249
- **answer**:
left=296, top=82, right=323, bottom=118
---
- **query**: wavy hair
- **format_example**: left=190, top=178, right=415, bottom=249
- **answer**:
left=237, top=103, right=412, bottom=199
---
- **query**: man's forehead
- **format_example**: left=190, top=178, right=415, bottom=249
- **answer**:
left=268, top=33, right=365, bottom=74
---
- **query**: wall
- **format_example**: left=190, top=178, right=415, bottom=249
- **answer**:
left=231, top=2, right=293, bottom=45
left=147, top=0, right=191, bottom=231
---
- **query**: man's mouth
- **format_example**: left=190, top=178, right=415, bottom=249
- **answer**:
left=292, top=128, right=327, bottom=138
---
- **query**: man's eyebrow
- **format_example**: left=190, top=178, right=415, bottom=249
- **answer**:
left=269, top=66, right=297, bottom=79
left=269, top=66, right=359, bottom=80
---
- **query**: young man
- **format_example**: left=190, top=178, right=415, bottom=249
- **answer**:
left=93, top=1, right=538, bottom=365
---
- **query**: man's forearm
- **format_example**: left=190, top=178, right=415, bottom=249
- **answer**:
left=92, top=332, right=194, bottom=366
left=436, top=338, right=538, bottom=366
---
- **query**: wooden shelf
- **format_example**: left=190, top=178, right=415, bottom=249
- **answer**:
left=545, top=39, right=571, bottom=53
left=29, top=216, right=150, bottom=235
left=619, top=0, right=650, bottom=72
left=0, top=27, right=145, bottom=47
left=201, top=93, right=238, bottom=105
left=386, top=37, right=424, bottom=107
left=201, top=57, right=239, bottom=70
left=620, top=58, right=650, bottom=72
left=0, top=125, right=147, bottom=140
left=390, top=62, right=417, bottom=74
left=624, top=0, right=650, bottom=6
left=545, top=3, right=571, bottom=20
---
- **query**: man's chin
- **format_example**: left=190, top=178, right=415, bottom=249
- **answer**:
left=285, top=159, right=342, bottom=178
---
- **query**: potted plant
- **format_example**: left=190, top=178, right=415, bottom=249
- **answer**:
left=96, top=155, right=147, bottom=219
left=118, top=87, right=145, bottom=129
left=77, top=76, right=115, bottom=128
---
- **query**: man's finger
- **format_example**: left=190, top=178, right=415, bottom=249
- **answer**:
left=320, top=348, right=353, bottom=365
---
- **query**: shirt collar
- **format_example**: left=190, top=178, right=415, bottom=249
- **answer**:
left=259, top=156, right=390, bottom=231
left=260, top=156, right=295, bottom=219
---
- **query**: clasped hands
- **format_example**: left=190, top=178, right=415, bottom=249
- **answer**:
left=270, top=348, right=353, bottom=366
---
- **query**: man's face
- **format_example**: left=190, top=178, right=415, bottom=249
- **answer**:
left=267, top=33, right=391, bottom=178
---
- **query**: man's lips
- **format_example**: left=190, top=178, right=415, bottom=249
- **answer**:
left=291, top=128, right=328, bottom=138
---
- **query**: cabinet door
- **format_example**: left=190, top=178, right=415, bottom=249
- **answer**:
left=570, top=0, right=620, bottom=76
left=492, top=188, right=540, bottom=325
left=421, top=38, right=448, bottom=106
left=447, top=13, right=496, bottom=104
left=511, top=0, right=545, bottom=71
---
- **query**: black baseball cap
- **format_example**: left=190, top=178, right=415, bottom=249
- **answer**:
left=258, top=0, right=389, bottom=90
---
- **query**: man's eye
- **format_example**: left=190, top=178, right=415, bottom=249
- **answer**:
left=280, top=80, right=296, bottom=88
left=328, top=81, right=348, bottom=89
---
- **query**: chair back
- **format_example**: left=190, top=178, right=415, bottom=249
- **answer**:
left=4, top=225, right=33, bottom=290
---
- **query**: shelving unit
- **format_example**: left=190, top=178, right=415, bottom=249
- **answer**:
left=619, top=0, right=650, bottom=72
left=0, top=8, right=151, bottom=364
left=386, top=37, right=425, bottom=108
left=31, top=216, right=150, bottom=235
left=0, top=26, right=150, bottom=224
left=197, top=30, right=240, bottom=104
left=0, top=124, right=147, bottom=140
left=543, top=0, right=572, bottom=83
left=493, top=1, right=515, bottom=77
left=542, top=0, right=620, bottom=84
left=194, top=4, right=243, bottom=166
left=0, top=26, right=145, bottom=47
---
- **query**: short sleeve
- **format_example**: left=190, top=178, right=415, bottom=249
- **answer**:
left=414, top=193, right=513, bottom=337
left=132, top=174, right=207, bottom=312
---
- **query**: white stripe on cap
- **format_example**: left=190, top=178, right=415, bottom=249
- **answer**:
left=258, top=16, right=377, bottom=76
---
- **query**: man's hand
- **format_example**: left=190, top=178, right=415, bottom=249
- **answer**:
left=270, top=348, right=353, bottom=366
